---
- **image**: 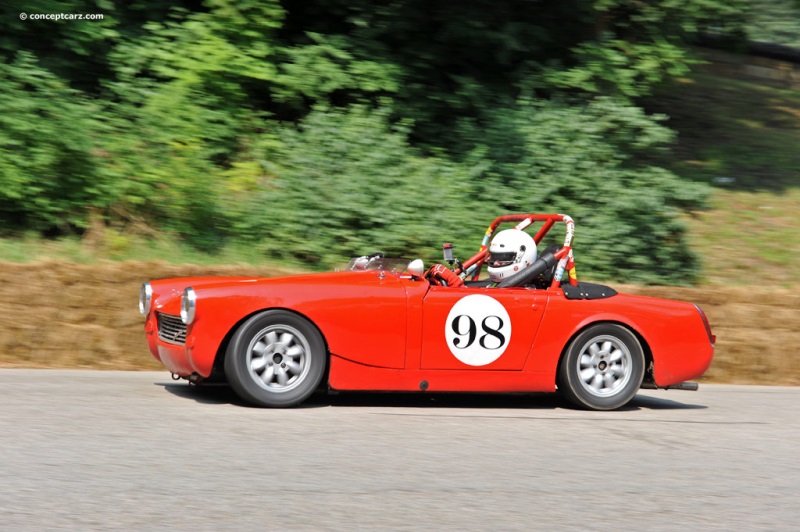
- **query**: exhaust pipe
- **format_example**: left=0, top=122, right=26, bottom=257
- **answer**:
left=170, top=372, right=205, bottom=385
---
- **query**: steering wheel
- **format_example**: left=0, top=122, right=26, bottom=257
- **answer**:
left=426, top=264, right=465, bottom=287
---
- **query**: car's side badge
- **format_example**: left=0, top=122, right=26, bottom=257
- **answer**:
left=445, top=294, right=512, bottom=366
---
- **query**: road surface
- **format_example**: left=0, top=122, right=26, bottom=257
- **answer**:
left=0, top=370, right=798, bottom=530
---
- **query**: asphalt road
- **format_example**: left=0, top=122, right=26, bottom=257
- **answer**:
left=1, top=370, right=798, bottom=530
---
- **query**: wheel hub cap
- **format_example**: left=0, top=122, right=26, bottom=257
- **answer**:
left=246, top=325, right=311, bottom=393
left=576, top=335, right=633, bottom=398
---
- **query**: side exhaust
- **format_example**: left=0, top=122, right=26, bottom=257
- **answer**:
left=170, top=372, right=205, bottom=385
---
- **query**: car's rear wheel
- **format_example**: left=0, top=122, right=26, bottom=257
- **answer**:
left=224, top=310, right=326, bottom=407
left=557, top=323, right=644, bottom=411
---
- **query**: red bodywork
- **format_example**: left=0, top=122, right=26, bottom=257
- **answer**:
left=143, top=214, right=714, bottom=393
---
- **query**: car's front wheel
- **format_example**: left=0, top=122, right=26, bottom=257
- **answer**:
left=557, top=323, right=644, bottom=411
left=224, top=310, right=326, bottom=407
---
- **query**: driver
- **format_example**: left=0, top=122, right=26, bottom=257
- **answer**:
left=487, top=229, right=537, bottom=283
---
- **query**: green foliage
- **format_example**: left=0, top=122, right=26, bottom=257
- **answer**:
left=93, top=0, right=289, bottom=246
left=460, top=98, right=708, bottom=284
left=546, top=39, right=693, bottom=98
left=545, top=0, right=749, bottom=98
left=226, top=104, right=480, bottom=267
left=746, top=0, right=800, bottom=47
left=286, top=0, right=593, bottom=149
left=217, top=98, right=708, bottom=282
left=274, top=33, right=402, bottom=108
left=0, top=0, right=748, bottom=283
left=0, top=52, right=106, bottom=230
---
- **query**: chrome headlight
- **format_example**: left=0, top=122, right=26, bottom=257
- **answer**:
left=139, top=282, right=153, bottom=316
left=180, top=287, right=197, bottom=325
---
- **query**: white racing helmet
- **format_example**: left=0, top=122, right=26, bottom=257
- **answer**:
left=487, top=229, right=537, bottom=283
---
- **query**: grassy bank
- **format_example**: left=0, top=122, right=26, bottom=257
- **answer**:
left=647, top=51, right=800, bottom=286
left=0, top=261, right=798, bottom=385
left=1, top=50, right=798, bottom=384
left=0, top=232, right=300, bottom=269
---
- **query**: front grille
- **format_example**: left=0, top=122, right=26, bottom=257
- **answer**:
left=157, top=313, right=187, bottom=345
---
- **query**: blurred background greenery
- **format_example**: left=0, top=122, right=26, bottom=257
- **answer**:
left=1, top=0, right=799, bottom=285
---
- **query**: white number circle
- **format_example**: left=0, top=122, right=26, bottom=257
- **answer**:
left=445, top=294, right=512, bottom=366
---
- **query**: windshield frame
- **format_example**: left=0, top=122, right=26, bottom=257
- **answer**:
left=343, top=256, right=413, bottom=275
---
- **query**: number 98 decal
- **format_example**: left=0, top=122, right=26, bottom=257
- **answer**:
left=445, top=294, right=512, bottom=366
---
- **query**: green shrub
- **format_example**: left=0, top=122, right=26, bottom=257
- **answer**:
left=0, top=52, right=105, bottom=231
left=456, top=98, right=709, bottom=284
left=226, top=104, right=480, bottom=267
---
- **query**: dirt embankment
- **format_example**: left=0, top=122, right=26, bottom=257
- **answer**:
left=620, top=285, right=799, bottom=384
left=0, top=261, right=797, bottom=384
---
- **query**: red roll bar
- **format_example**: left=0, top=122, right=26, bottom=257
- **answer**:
left=457, top=214, right=577, bottom=287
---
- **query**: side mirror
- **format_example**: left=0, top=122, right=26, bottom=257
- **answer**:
left=442, top=243, right=454, bottom=263
left=407, top=259, right=425, bottom=279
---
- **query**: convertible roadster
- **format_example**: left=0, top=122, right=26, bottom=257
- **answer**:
left=140, top=214, right=715, bottom=410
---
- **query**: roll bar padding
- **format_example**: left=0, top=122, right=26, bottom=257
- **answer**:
left=496, top=251, right=557, bottom=288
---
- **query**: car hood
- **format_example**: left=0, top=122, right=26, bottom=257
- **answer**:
left=149, top=270, right=403, bottom=314
left=150, top=276, right=257, bottom=313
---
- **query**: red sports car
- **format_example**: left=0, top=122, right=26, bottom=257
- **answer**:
left=140, top=214, right=715, bottom=410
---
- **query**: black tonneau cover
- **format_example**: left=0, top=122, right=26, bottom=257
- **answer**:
left=561, top=282, right=618, bottom=300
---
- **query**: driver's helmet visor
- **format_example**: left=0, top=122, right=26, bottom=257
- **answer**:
left=488, top=251, right=517, bottom=268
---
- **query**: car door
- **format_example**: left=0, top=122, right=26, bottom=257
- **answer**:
left=420, top=285, right=547, bottom=370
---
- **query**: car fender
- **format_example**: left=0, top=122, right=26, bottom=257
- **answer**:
left=524, top=292, right=713, bottom=388
left=152, top=271, right=409, bottom=377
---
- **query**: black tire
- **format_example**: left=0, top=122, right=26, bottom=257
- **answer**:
left=224, top=310, right=327, bottom=407
left=557, top=323, right=644, bottom=411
